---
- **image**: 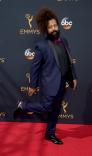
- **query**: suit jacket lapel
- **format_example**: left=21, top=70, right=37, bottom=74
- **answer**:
left=61, top=39, right=72, bottom=64
left=47, top=38, right=73, bottom=88
left=48, top=39, right=60, bottom=69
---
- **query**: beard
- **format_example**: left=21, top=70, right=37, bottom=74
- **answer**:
left=47, top=30, right=60, bottom=41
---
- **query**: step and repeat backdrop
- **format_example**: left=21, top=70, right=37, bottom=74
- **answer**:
left=0, top=0, right=92, bottom=124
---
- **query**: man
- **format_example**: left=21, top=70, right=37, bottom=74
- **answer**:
left=13, top=7, right=77, bottom=145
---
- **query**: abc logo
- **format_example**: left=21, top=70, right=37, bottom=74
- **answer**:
left=61, top=17, right=72, bottom=29
left=24, top=49, right=35, bottom=59
left=65, top=82, right=69, bottom=88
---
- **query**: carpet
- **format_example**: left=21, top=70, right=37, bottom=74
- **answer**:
left=0, top=122, right=92, bottom=156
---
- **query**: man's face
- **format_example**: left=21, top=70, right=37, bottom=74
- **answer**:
left=47, top=19, right=60, bottom=40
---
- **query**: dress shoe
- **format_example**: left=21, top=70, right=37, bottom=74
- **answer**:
left=13, top=100, right=24, bottom=120
left=45, top=134, right=63, bottom=145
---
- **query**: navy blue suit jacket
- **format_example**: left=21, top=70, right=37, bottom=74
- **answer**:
left=30, top=37, right=77, bottom=96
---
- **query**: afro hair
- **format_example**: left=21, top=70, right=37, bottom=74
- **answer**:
left=34, top=7, right=59, bottom=35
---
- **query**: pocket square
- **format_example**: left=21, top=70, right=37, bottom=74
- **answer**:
left=68, top=46, right=70, bottom=50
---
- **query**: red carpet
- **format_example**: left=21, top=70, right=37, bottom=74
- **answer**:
left=0, top=122, right=92, bottom=156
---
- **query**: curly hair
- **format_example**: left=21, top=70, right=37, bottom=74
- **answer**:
left=34, top=7, right=59, bottom=35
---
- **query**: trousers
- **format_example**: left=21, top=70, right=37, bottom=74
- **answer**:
left=22, top=76, right=66, bottom=136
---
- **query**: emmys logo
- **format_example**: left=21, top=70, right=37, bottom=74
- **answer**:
left=72, top=59, right=77, bottom=64
left=58, top=101, right=74, bottom=119
left=0, top=58, right=5, bottom=63
left=21, top=73, right=40, bottom=92
left=62, top=101, right=68, bottom=113
left=0, top=112, right=5, bottom=117
left=24, top=49, right=35, bottom=60
left=91, top=89, right=92, bottom=93
left=25, top=14, right=33, bottom=29
left=20, top=14, right=40, bottom=35
left=61, top=17, right=72, bottom=29
left=26, top=73, right=30, bottom=83
left=21, top=87, right=39, bottom=92
left=26, top=72, right=33, bottom=115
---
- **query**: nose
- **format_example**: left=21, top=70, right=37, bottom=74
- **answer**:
left=52, top=26, right=56, bottom=31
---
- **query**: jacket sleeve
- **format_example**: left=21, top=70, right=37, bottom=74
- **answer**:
left=30, top=44, right=42, bottom=88
left=64, top=38, right=77, bottom=80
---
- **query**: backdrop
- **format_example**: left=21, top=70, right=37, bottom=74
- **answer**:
left=0, top=0, right=92, bottom=124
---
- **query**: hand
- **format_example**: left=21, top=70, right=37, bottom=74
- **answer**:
left=28, top=87, right=36, bottom=96
left=73, top=79, right=77, bottom=90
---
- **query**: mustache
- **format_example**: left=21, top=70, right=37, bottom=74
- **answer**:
left=51, top=30, right=58, bottom=34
